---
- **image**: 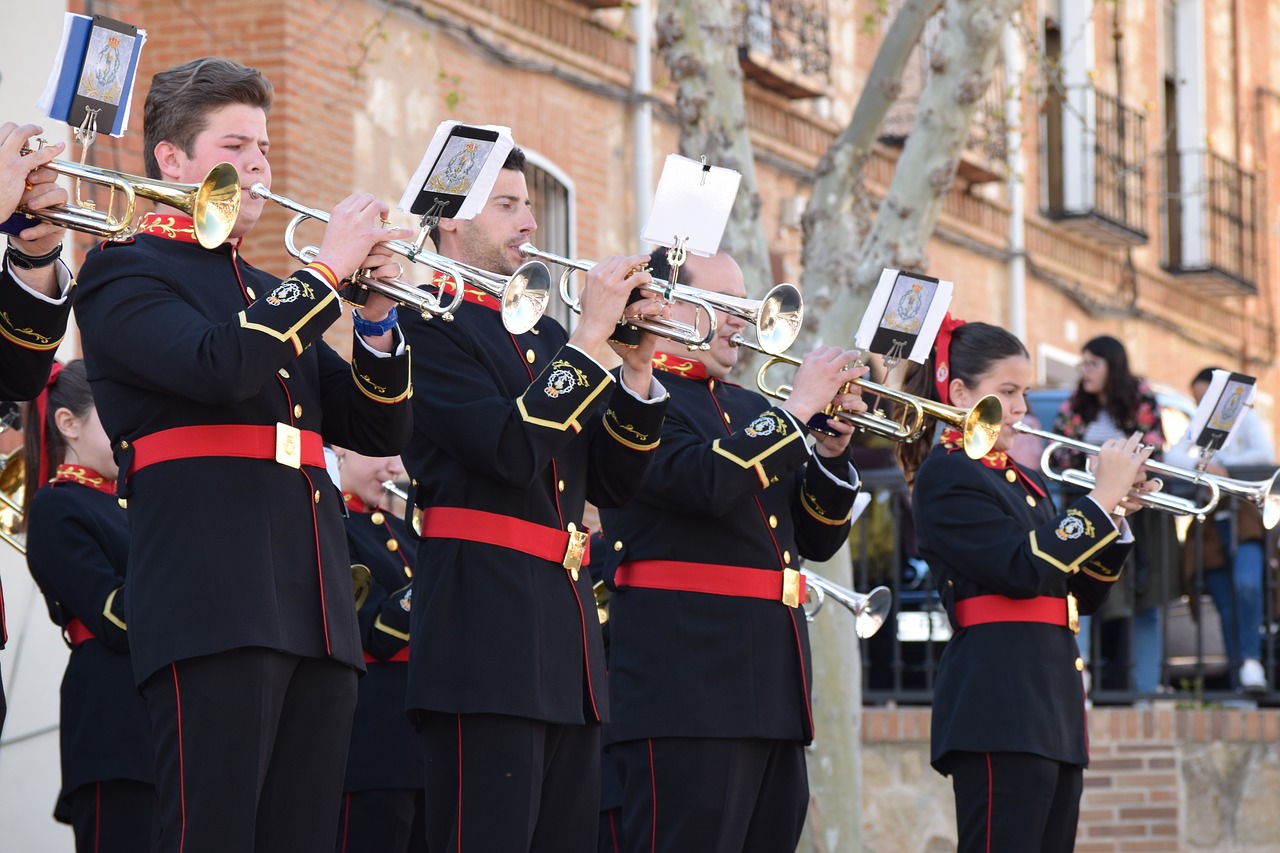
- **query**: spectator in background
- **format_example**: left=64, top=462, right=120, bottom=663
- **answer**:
left=1051, top=336, right=1175, bottom=696
left=1168, top=367, right=1274, bottom=693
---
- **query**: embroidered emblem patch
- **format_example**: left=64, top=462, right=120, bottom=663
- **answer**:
left=545, top=367, right=577, bottom=398
left=266, top=281, right=302, bottom=306
left=745, top=413, right=783, bottom=438
left=935, top=361, right=949, bottom=385
left=1054, top=508, right=1095, bottom=541
left=400, top=589, right=412, bottom=612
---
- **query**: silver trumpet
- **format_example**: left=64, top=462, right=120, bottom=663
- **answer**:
left=381, top=480, right=410, bottom=503
left=1014, top=422, right=1280, bottom=528
left=802, top=570, right=893, bottom=638
left=249, top=184, right=552, bottom=332
left=517, top=242, right=804, bottom=354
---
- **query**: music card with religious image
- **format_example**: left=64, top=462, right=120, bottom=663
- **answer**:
left=854, top=268, right=953, bottom=366
left=1187, top=369, right=1257, bottom=454
left=640, top=154, right=742, bottom=256
left=398, top=122, right=514, bottom=221
left=36, top=14, right=147, bottom=137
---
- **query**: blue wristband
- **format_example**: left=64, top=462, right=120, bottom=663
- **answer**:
left=351, top=306, right=398, bottom=337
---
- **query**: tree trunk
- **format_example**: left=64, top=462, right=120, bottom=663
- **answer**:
left=655, top=0, right=771, bottom=296
left=798, top=0, right=941, bottom=348
left=831, top=0, right=1022, bottom=337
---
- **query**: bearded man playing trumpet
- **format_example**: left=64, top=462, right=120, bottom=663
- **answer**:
left=74, top=57, right=413, bottom=853
left=597, top=249, right=866, bottom=852
left=401, top=145, right=670, bottom=852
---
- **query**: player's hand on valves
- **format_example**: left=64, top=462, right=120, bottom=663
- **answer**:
left=812, top=370, right=869, bottom=457
left=13, top=164, right=70, bottom=255
left=781, top=346, right=865, bottom=425
left=1089, top=431, right=1156, bottom=520
left=571, top=253, right=655, bottom=363
left=0, top=123, right=63, bottom=222
left=314, top=193, right=413, bottom=286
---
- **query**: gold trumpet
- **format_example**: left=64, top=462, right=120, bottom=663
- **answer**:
left=1014, top=423, right=1280, bottom=527
left=731, top=336, right=1004, bottom=460
left=802, top=570, right=892, bottom=638
left=249, top=184, right=552, bottom=332
left=0, top=447, right=24, bottom=555
left=517, top=242, right=804, bottom=354
left=14, top=147, right=240, bottom=249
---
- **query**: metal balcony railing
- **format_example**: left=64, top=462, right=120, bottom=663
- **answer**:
left=1161, top=149, right=1258, bottom=294
left=736, top=0, right=831, bottom=98
left=1043, top=84, right=1148, bottom=244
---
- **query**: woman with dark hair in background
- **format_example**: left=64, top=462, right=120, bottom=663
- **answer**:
left=1050, top=335, right=1170, bottom=696
left=900, top=318, right=1150, bottom=852
left=22, top=360, right=157, bottom=852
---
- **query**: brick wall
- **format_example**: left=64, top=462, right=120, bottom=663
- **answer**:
left=862, top=705, right=1280, bottom=853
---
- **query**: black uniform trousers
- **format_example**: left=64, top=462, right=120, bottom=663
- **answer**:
left=62, top=779, right=160, bottom=853
left=417, top=710, right=601, bottom=853
left=949, top=751, right=1083, bottom=853
left=141, top=647, right=357, bottom=853
left=336, top=789, right=427, bottom=853
left=611, top=736, right=808, bottom=853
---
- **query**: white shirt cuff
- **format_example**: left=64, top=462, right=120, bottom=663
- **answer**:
left=808, top=446, right=860, bottom=491
left=8, top=257, right=72, bottom=304
left=354, top=325, right=406, bottom=358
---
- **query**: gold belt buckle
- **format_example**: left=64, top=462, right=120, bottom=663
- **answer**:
left=562, top=522, right=588, bottom=581
left=781, top=568, right=801, bottom=609
left=1067, top=592, right=1079, bottom=635
left=275, top=422, right=302, bottom=469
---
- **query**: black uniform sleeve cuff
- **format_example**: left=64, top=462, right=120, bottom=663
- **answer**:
left=602, top=377, right=668, bottom=451
left=710, top=405, right=809, bottom=489
left=0, top=266, right=72, bottom=353
left=374, top=584, right=413, bottom=640
left=516, top=345, right=614, bottom=434
left=237, top=268, right=342, bottom=357
left=800, top=454, right=860, bottom=526
left=350, top=329, right=412, bottom=403
left=1028, top=496, right=1121, bottom=575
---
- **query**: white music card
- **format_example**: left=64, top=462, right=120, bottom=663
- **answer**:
left=398, top=121, right=514, bottom=221
left=641, top=154, right=741, bottom=256
left=854, top=268, right=953, bottom=364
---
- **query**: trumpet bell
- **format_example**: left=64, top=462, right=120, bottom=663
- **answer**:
left=854, top=586, right=894, bottom=639
left=1263, top=472, right=1280, bottom=530
left=964, top=396, right=1005, bottom=460
left=500, top=261, right=553, bottom=335
left=802, top=569, right=893, bottom=639
left=189, top=162, right=242, bottom=249
left=751, top=283, right=804, bottom=356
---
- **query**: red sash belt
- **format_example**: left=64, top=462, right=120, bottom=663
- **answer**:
left=614, top=560, right=806, bottom=608
left=420, top=507, right=590, bottom=573
left=364, top=648, right=410, bottom=664
left=955, top=594, right=1078, bottom=633
left=128, top=424, right=325, bottom=474
left=65, top=618, right=96, bottom=648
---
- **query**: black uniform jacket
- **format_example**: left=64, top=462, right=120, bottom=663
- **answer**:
left=25, top=469, right=153, bottom=798
left=599, top=358, right=859, bottom=745
left=342, top=493, right=421, bottom=792
left=913, top=440, right=1131, bottom=772
left=74, top=218, right=412, bottom=684
left=401, top=288, right=668, bottom=725
left=0, top=262, right=73, bottom=651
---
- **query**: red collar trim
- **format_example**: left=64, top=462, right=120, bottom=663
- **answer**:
left=651, top=353, right=708, bottom=381
left=52, top=464, right=116, bottom=496
left=939, top=428, right=1045, bottom=498
left=137, top=213, right=240, bottom=248
left=431, top=271, right=501, bottom=313
left=343, top=492, right=370, bottom=514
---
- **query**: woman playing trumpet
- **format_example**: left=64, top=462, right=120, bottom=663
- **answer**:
left=897, top=317, right=1156, bottom=853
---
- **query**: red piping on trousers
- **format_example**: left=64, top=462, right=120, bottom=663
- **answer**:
left=648, top=738, right=657, bottom=853
left=173, top=664, right=187, bottom=853
left=456, top=714, right=463, bottom=852
left=985, top=753, right=993, bottom=853
left=339, top=793, right=351, bottom=852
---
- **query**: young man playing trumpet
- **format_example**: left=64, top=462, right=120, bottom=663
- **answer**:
left=74, top=57, right=413, bottom=853
left=598, top=249, right=867, bottom=851
left=400, top=146, right=670, bottom=852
